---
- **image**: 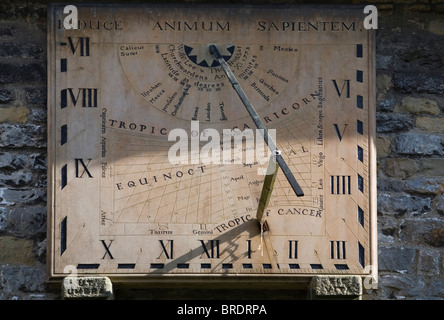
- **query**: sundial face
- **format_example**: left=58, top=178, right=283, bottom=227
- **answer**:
left=47, top=4, right=377, bottom=282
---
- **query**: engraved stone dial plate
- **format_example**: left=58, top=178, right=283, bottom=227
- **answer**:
left=47, top=4, right=377, bottom=283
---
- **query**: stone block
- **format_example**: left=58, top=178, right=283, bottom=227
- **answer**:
left=0, top=88, right=14, bottom=104
left=7, top=205, right=46, bottom=238
left=378, top=246, right=417, bottom=273
left=417, top=248, right=440, bottom=276
left=377, top=193, right=431, bottom=216
left=376, top=113, right=413, bottom=133
left=400, top=218, right=444, bottom=247
left=0, top=124, right=46, bottom=148
left=385, top=158, right=418, bottom=179
left=403, top=178, right=444, bottom=195
left=377, top=274, right=425, bottom=299
left=0, top=235, right=35, bottom=265
left=429, top=20, right=444, bottom=36
left=0, top=63, right=45, bottom=84
left=62, top=277, right=113, bottom=300
left=376, top=54, right=393, bottom=70
left=416, top=117, right=444, bottom=133
left=425, top=156, right=444, bottom=175
left=376, top=74, right=392, bottom=92
left=0, top=106, right=29, bottom=123
left=394, top=133, right=443, bottom=155
left=393, top=73, right=444, bottom=95
left=395, top=97, right=440, bottom=115
left=310, top=275, right=362, bottom=300
left=434, top=195, right=444, bottom=215
left=0, top=187, right=46, bottom=206
left=0, top=265, right=47, bottom=294
left=376, top=136, right=392, bottom=158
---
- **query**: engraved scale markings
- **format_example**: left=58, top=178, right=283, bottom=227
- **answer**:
left=47, top=5, right=376, bottom=280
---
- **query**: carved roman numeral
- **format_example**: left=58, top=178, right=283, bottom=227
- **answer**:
left=288, top=240, right=298, bottom=259
left=101, top=240, right=114, bottom=259
left=330, top=175, right=351, bottom=195
left=333, top=123, right=348, bottom=141
left=332, top=79, right=350, bottom=98
left=66, top=36, right=90, bottom=56
left=330, top=240, right=346, bottom=259
left=75, top=158, right=93, bottom=178
left=158, top=240, right=174, bottom=259
left=61, top=88, right=99, bottom=108
left=199, top=239, right=220, bottom=258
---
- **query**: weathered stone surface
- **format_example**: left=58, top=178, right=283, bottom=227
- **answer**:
left=0, top=171, right=33, bottom=187
left=0, top=124, right=46, bottom=148
left=428, top=279, right=444, bottom=298
left=393, top=73, right=444, bottom=94
left=395, top=45, right=444, bottom=74
left=403, top=178, right=444, bottom=195
left=0, top=152, right=46, bottom=172
left=376, top=74, right=392, bottom=102
left=400, top=218, right=444, bottom=247
left=377, top=193, right=431, bottom=215
left=429, top=20, right=444, bottom=36
left=418, top=159, right=444, bottom=176
left=378, top=246, right=417, bottom=273
left=417, top=248, right=440, bottom=276
left=6, top=205, right=46, bottom=238
left=377, top=178, right=404, bottom=192
left=0, top=106, right=29, bottom=123
left=0, top=236, right=35, bottom=265
left=416, top=117, right=444, bottom=133
left=378, top=98, right=394, bottom=112
left=0, top=88, right=13, bottom=104
left=0, top=63, right=46, bottom=84
left=394, top=133, right=443, bottom=155
left=0, top=41, right=44, bottom=59
left=395, top=97, right=440, bottom=115
left=24, top=87, right=46, bottom=105
left=310, top=276, right=362, bottom=299
left=62, top=277, right=113, bottom=300
left=376, top=113, right=413, bottom=133
left=435, top=195, right=444, bottom=215
left=376, top=54, right=393, bottom=70
left=376, top=274, right=425, bottom=299
left=0, top=187, right=46, bottom=206
left=376, top=136, right=392, bottom=158
left=0, top=265, right=47, bottom=296
left=385, top=158, right=418, bottom=179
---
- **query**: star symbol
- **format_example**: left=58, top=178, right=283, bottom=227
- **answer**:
left=185, top=44, right=235, bottom=67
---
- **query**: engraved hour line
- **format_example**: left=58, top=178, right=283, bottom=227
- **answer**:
left=277, top=117, right=312, bottom=196
left=109, top=132, right=224, bottom=224
left=109, top=133, right=172, bottom=223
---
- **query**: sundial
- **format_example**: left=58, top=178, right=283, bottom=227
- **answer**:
left=47, top=4, right=377, bottom=283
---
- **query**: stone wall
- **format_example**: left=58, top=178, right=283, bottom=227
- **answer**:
left=372, top=2, right=444, bottom=299
left=0, top=0, right=443, bottom=300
